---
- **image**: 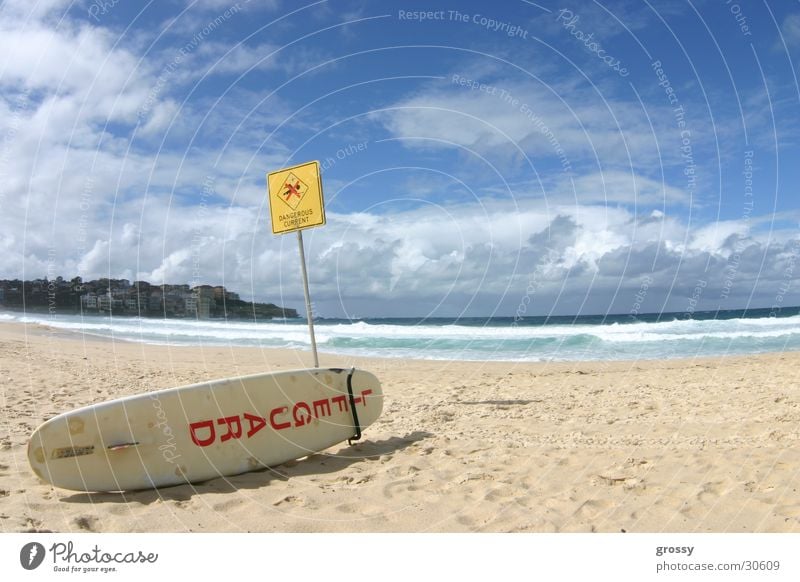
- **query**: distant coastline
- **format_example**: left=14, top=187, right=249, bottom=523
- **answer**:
left=0, top=277, right=298, bottom=321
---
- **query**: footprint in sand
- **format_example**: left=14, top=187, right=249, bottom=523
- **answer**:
left=74, top=516, right=97, bottom=531
left=333, top=502, right=358, bottom=514
left=483, top=485, right=520, bottom=503
left=697, top=481, right=726, bottom=503
left=574, top=498, right=615, bottom=520
left=211, top=498, right=241, bottom=512
left=382, top=479, right=416, bottom=499
left=454, top=514, right=476, bottom=528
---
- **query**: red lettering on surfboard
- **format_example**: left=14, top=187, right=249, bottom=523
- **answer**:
left=269, top=407, right=291, bottom=430
left=217, top=415, right=243, bottom=442
left=187, top=393, right=374, bottom=447
left=312, top=399, right=332, bottom=418
left=358, top=389, right=373, bottom=406
left=189, top=420, right=216, bottom=447
left=292, top=402, right=312, bottom=427
left=244, top=413, right=267, bottom=438
left=331, top=395, right=348, bottom=412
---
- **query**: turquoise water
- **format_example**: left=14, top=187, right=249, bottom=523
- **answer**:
left=3, top=307, right=799, bottom=362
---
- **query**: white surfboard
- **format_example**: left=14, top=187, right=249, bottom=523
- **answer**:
left=28, top=367, right=382, bottom=492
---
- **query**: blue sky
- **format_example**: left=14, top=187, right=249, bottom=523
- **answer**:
left=1, top=0, right=799, bottom=317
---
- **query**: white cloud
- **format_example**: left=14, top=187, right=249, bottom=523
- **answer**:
left=0, top=3, right=295, bottom=273
left=688, top=220, right=749, bottom=255
left=76, top=239, right=111, bottom=274
left=565, top=170, right=688, bottom=206
left=138, top=100, right=180, bottom=137
left=375, top=78, right=672, bottom=173
left=0, top=22, right=149, bottom=123
left=782, top=13, right=800, bottom=47
left=0, top=0, right=72, bottom=22
left=194, top=41, right=292, bottom=76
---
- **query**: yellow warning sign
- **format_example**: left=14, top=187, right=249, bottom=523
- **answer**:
left=267, top=161, right=326, bottom=235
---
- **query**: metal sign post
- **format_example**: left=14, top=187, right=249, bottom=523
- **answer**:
left=267, top=160, right=326, bottom=369
left=296, top=229, right=318, bottom=367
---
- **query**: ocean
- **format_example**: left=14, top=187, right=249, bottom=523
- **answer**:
left=3, top=306, right=800, bottom=362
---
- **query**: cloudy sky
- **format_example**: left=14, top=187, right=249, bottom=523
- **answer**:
left=0, top=0, right=798, bottom=318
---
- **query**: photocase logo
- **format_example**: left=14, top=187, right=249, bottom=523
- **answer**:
left=20, top=542, right=46, bottom=570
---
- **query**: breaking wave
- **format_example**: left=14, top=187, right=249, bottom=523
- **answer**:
left=3, top=308, right=799, bottom=362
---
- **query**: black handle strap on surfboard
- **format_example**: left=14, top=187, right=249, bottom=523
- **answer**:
left=346, top=367, right=362, bottom=445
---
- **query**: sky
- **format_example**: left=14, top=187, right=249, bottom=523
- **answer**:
left=0, top=0, right=799, bottom=318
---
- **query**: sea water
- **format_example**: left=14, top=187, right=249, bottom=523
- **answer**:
left=2, top=307, right=799, bottom=362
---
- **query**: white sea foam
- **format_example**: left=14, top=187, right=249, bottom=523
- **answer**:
left=5, top=311, right=800, bottom=362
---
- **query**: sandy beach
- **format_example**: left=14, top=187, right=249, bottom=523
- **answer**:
left=1, top=320, right=799, bottom=533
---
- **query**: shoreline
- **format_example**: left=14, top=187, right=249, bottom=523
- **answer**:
left=3, top=313, right=799, bottom=367
left=1, top=320, right=799, bottom=532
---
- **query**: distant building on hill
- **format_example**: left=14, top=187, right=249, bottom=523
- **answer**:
left=0, top=276, right=297, bottom=320
left=189, top=286, right=215, bottom=319
left=81, top=293, right=98, bottom=309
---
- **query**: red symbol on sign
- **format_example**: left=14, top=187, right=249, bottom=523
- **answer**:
left=279, top=173, right=308, bottom=210
left=283, top=180, right=302, bottom=200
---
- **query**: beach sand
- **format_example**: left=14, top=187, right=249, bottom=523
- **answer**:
left=1, top=320, right=799, bottom=533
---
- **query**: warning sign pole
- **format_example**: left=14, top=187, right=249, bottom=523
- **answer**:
left=296, top=229, right=319, bottom=368
left=267, top=160, right=326, bottom=370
